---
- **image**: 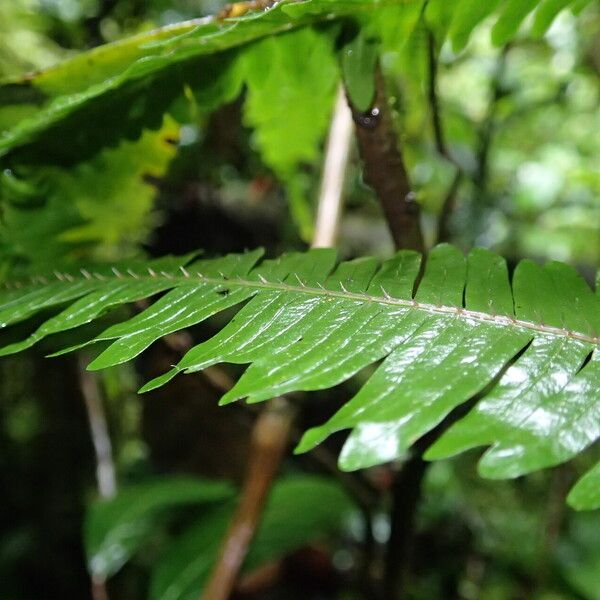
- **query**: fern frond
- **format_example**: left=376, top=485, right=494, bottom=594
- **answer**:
left=1, top=0, right=586, bottom=161
left=1, top=244, right=599, bottom=509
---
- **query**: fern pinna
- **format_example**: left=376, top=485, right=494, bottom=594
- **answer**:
left=0, top=244, right=598, bottom=509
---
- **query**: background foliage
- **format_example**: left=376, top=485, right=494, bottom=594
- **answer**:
left=0, top=1, right=599, bottom=599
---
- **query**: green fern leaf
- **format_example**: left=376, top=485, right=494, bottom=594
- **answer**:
left=0, top=0, right=580, bottom=164
left=0, top=116, right=179, bottom=264
left=242, top=27, right=339, bottom=238
left=1, top=245, right=598, bottom=508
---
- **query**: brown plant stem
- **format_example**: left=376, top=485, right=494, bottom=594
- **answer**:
left=201, top=367, right=378, bottom=510
left=383, top=396, right=479, bottom=599
left=202, top=91, right=359, bottom=598
left=347, top=64, right=425, bottom=253
left=342, top=59, right=429, bottom=600
left=427, top=31, right=451, bottom=164
left=90, top=579, right=110, bottom=600
left=538, top=464, right=573, bottom=584
left=201, top=398, right=295, bottom=600
left=475, top=45, right=510, bottom=198
left=464, top=45, right=510, bottom=245
left=78, top=353, right=116, bottom=600
left=384, top=455, right=428, bottom=598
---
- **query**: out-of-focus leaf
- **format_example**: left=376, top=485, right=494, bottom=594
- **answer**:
left=448, top=0, right=503, bottom=52
left=424, top=0, right=457, bottom=40
left=0, top=1, right=348, bottom=162
left=567, top=461, right=600, bottom=510
left=85, top=477, right=235, bottom=579
left=531, top=0, right=575, bottom=38
left=149, top=475, right=353, bottom=600
left=341, top=31, right=378, bottom=112
left=0, top=0, right=66, bottom=79
left=242, top=25, right=338, bottom=171
left=0, top=0, right=578, bottom=165
left=1, top=52, right=241, bottom=166
left=150, top=505, right=232, bottom=600
left=242, top=27, right=338, bottom=238
left=0, top=117, right=180, bottom=265
left=491, top=0, right=541, bottom=47
left=242, top=475, right=353, bottom=571
left=8, top=19, right=211, bottom=96
left=570, top=0, right=595, bottom=15
left=557, top=512, right=600, bottom=600
left=365, top=0, right=424, bottom=57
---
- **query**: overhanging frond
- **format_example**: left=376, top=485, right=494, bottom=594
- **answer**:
left=0, top=0, right=588, bottom=162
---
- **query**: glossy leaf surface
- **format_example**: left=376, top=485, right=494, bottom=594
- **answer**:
left=1, top=244, right=599, bottom=509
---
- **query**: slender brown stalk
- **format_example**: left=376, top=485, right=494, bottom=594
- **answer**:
left=90, top=579, right=110, bottom=600
left=465, top=45, right=510, bottom=244
left=475, top=45, right=510, bottom=197
left=347, top=64, right=425, bottom=253
left=201, top=398, right=295, bottom=600
left=384, top=455, right=428, bottom=598
left=202, top=90, right=356, bottom=598
left=344, top=58, right=428, bottom=598
left=383, top=396, right=480, bottom=599
left=538, top=464, right=573, bottom=584
left=202, top=367, right=378, bottom=510
left=78, top=356, right=117, bottom=499
left=78, top=353, right=116, bottom=600
left=427, top=31, right=450, bottom=164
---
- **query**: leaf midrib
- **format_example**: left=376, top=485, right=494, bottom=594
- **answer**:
left=5, top=269, right=599, bottom=346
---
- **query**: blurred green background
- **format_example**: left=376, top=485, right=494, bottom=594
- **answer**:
left=0, top=1, right=599, bottom=599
